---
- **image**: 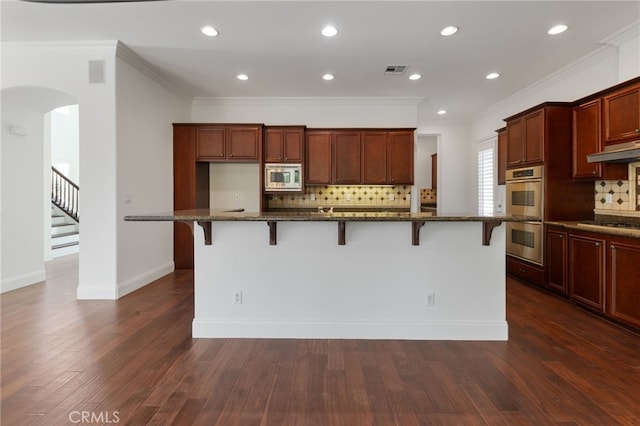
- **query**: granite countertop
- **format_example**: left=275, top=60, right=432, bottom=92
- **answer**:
left=546, top=221, right=640, bottom=239
left=124, top=209, right=538, bottom=223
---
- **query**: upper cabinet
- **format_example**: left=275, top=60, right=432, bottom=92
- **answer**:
left=496, top=127, right=506, bottom=185
left=264, top=126, right=304, bottom=163
left=505, top=104, right=574, bottom=171
left=305, top=129, right=414, bottom=186
left=196, top=124, right=262, bottom=162
left=573, top=99, right=602, bottom=179
left=305, top=130, right=333, bottom=184
left=387, top=131, right=414, bottom=185
left=333, top=131, right=361, bottom=184
left=506, top=109, right=544, bottom=167
left=603, top=82, right=640, bottom=145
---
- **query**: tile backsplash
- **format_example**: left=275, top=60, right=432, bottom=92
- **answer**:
left=594, top=180, right=631, bottom=211
left=268, top=185, right=411, bottom=209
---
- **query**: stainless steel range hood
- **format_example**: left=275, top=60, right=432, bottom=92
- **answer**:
left=587, top=141, right=640, bottom=163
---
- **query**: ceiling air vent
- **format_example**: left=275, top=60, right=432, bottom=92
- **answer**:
left=384, top=65, right=408, bottom=75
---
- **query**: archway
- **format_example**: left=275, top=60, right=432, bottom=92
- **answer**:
left=1, top=85, right=79, bottom=293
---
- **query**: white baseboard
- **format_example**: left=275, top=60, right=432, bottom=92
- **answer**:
left=77, top=285, right=118, bottom=300
left=117, top=261, right=175, bottom=298
left=192, top=319, right=509, bottom=341
left=1, top=269, right=46, bottom=294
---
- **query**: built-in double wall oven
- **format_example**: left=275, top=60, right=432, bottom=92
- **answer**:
left=505, top=165, right=544, bottom=265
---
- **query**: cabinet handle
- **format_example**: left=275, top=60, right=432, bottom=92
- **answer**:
left=595, top=242, right=600, bottom=247
left=592, top=170, right=597, bottom=174
left=611, top=245, right=616, bottom=250
left=229, top=154, right=234, bottom=157
left=635, top=129, right=639, bottom=133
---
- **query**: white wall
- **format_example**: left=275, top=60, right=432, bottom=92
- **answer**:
left=50, top=105, right=80, bottom=183
left=2, top=42, right=189, bottom=299
left=194, top=221, right=507, bottom=340
left=415, top=135, right=437, bottom=191
left=209, top=163, right=260, bottom=212
left=1, top=103, right=46, bottom=292
left=115, top=56, right=189, bottom=297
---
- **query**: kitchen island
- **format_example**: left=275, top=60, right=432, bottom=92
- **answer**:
left=125, top=210, right=534, bottom=340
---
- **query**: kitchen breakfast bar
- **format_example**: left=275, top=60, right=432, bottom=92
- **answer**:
left=125, top=210, right=534, bottom=341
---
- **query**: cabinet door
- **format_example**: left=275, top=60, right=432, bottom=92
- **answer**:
left=608, top=240, right=640, bottom=329
left=305, top=131, right=333, bottom=184
left=387, top=131, right=414, bottom=184
left=196, top=127, right=225, bottom=160
left=431, top=154, right=438, bottom=190
left=264, top=128, right=284, bottom=162
left=227, top=126, right=260, bottom=160
left=506, top=118, right=523, bottom=167
left=497, top=128, right=507, bottom=185
left=361, top=131, right=387, bottom=184
left=546, top=228, right=568, bottom=294
left=569, top=233, right=605, bottom=312
left=283, top=128, right=304, bottom=162
left=523, top=110, right=544, bottom=165
left=603, top=84, right=640, bottom=145
left=573, top=100, right=602, bottom=179
left=333, top=131, right=361, bottom=184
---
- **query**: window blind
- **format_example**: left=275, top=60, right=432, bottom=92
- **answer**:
left=478, top=147, right=494, bottom=216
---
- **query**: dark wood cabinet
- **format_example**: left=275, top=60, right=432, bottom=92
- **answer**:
left=264, top=126, right=304, bottom=163
left=569, top=232, right=606, bottom=312
left=496, top=127, right=506, bottom=185
left=387, top=131, right=414, bottom=185
left=573, top=100, right=602, bottom=179
left=431, top=153, right=438, bottom=190
left=506, top=108, right=546, bottom=168
left=608, top=238, right=640, bottom=329
left=572, top=99, right=628, bottom=181
left=333, top=131, right=361, bottom=184
left=603, top=82, right=640, bottom=145
left=196, top=125, right=261, bottom=162
left=361, top=132, right=387, bottom=184
left=305, top=129, right=414, bottom=186
left=305, top=130, right=333, bottom=184
left=506, top=110, right=544, bottom=167
left=507, top=256, right=544, bottom=287
left=545, top=226, right=568, bottom=295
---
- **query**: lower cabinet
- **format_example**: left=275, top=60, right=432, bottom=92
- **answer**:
left=608, top=239, right=640, bottom=329
left=568, top=233, right=606, bottom=312
left=545, top=226, right=568, bottom=295
left=507, top=255, right=544, bottom=287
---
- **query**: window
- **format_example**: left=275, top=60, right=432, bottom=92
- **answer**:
left=477, top=141, right=495, bottom=216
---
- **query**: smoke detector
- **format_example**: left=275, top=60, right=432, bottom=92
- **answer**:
left=384, top=65, right=408, bottom=75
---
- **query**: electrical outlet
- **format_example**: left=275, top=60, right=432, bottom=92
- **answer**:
left=346, top=194, right=352, bottom=201
left=605, top=193, right=613, bottom=204
left=425, top=292, right=435, bottom=307
left=310, top=194, right=316, bottom=201
left=389, top=194, right=395, bottom=201
left=234, top=193, right=240, bottom=201
left=233, top=291, right=243, bottom=305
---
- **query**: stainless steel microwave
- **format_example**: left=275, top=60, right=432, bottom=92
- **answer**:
left=264, top=163, right=302, bottom=192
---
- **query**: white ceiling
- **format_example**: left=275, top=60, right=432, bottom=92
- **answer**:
left=2, top=1, right=639, bottom=120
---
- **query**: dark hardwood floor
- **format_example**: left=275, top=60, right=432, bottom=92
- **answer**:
left=2, top=254, right=640, bottom=425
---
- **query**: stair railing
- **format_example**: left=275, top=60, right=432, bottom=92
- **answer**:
left=51, top=166, right=79, bottom=223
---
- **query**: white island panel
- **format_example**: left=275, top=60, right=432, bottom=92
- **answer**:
left=193, top=221, right=507, bottom=340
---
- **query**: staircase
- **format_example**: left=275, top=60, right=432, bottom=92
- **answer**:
left=51, top=166, right=80, bottom=258
left=51, top=205, right=79, bottom=257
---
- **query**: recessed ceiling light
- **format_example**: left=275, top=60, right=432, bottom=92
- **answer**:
left=201, top=26, right=219, bottom=37
left=322, top=73, right=334, bottom=81
left=409, top=73, right=421, bottom=80
left=548, top=24, right=568, bottom=35
left=237, top=74, right=248, bottom=81
left=437, top=110, right=447, bottom=115
left=322, top=25, right=338, bottom=37
left=486, top=72, right=500, bottom=80
left=440, top=26, right=458, bottom=36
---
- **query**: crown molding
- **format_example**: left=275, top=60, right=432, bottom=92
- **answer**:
left=1, top=40, right=117, bottom=56
left=115, top=41, right=193, bottom=102
left=600, top=20, right=640, bottom=47
left=192, top=97, right=425, bottom=108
